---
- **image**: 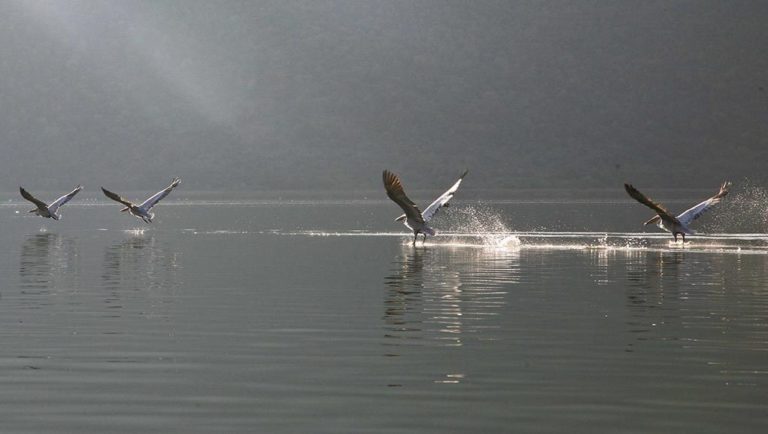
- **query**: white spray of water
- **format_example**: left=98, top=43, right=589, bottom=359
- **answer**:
left=443, top=205, right=521, bottom=248
left=497, top=235, right=522, bottom=249
left=711, top=179, right=768, bottom=233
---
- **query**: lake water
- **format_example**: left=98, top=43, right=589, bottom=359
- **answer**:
left=0, top=190, right=767, bottom=433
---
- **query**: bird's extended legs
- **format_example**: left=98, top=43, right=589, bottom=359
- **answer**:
left=412, top=232, right=428, bottom=246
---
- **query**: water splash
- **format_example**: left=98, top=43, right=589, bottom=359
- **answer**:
left=443, top=205, right=519, bottom=247
left=711, top=180, right=768, bottom=233
left=497, top=235, right=522, bottom=249
left=124, top=228, right=147, bottom=236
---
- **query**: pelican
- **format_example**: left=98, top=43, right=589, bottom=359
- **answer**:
left=383, top=169, right=468, bottom=245
left=101, top=177, right=180, bottom=223
left=19, top=185, right=83, bottom=220
left=624, top=181, right=730, bottom=242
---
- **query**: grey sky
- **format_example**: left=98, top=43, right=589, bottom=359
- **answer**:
left=1, top=0, right=766, bottom=190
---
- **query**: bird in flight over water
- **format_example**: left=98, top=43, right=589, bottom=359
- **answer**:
left=383, top=169, right=468, bottom=245
left=102, top=177, right=181, bottom=223
left=624, top=181, right=730, bottom=242
left=19, top=185, right=83, bottom=220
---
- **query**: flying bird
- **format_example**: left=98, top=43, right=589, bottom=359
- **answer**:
left=102, top=177, right=181, bottom=223
left=19, top=185, right=83, bottom=220
left=383, top=169, right=468, bottom=245
left=624, top=181, right=730, bottom=242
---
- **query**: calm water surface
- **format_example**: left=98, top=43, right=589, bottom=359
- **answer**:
left=0, top=191, right=766, bottom=433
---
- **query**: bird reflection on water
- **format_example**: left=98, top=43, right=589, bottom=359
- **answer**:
left=19, top=233, right=78, bottom=297
left=597, top=247, right=768, bottom=385
left=101, top=235, right=181, bottom=317
left=383, top=244, right=519, bottom=350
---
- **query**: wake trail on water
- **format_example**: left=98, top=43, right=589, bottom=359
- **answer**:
left=257, top=229, right=768, bottom=254
left=275, top=203, right=768, bottom=253
left=190, top=204, right=768, bottom=253
left=189, top=228, right=768, bottom=254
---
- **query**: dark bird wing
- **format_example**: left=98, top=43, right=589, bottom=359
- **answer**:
left=421, top=170, right=468, bottom=223
left=624, top=183, right=679, bottom=224
left=138, top=177, right=181, bottom=211
left=383, top=170, right=425, bottom=224
left=19, top=187, right=48, bottom=210
left=48, top=185, right=83, bottom=213
left=676, top=181, right=730, bottom=225
left=101, top=187, right=135, bottom=208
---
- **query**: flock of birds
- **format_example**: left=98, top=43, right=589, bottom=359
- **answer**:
left=19, top=178, right=181, bottom=224
left=381, top=170, right=731, bottom=245
left=18, top=173, right=731, bottom=245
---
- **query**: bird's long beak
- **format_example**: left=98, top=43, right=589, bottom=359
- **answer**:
left=120, top=207, right=129, bottom=212
left=395, top=214, right=406, bottom=222
left=643, top=215, right=661, bottom=226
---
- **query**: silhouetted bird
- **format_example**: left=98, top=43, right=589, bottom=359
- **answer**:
left=20, top=185, right=82, bottom=220
left=383, top=169, right=468, bottom=245
left=624, top=181, right=730, bottom=242
left=102, top=178, right=180, bottom=223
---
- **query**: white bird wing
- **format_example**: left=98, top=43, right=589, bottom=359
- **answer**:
left=48, top=185, right=83, bottom=213
left=139, top=177, right=181, bottom=211
left=421, top=170, right=468, bottom=222
left=676, top=181, right=730, bottom=226
left=383, top=170, right=425, bottom=224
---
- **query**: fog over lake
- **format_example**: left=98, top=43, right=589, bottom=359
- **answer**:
left=1, top=1, right=767, bottom=190
left=1, top=2, right=768, bottom=433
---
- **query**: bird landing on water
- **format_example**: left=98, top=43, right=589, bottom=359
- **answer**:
left=624, top=181, right=730, bottom=242
left=383, top=169, right=468, bottom=245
